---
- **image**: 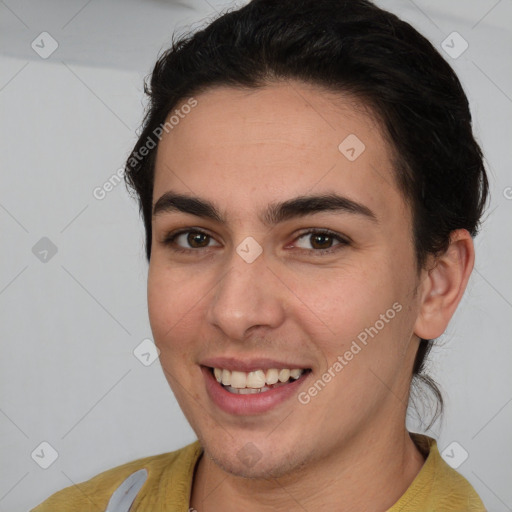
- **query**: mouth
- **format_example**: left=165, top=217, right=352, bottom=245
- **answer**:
left=210, top=366, right=310, bottom=394
left=201, top=364, right=312, bottom=415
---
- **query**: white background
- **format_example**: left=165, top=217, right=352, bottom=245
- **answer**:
left=1, top=0, right=511, bottom=510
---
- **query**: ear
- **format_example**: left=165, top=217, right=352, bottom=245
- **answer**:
left=414, top=229, right=475, bottom=340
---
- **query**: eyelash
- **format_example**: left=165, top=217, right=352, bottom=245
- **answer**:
left=161, top=228, right=350, bottom=255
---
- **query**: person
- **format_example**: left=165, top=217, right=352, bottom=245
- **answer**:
left=33, top=0, right=489, bottom=510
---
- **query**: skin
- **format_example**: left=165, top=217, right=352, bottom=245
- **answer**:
left=147, top=80, right=474, bottom=511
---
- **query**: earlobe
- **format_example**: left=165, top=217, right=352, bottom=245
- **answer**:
left=414, top=229, right=475, bottom=340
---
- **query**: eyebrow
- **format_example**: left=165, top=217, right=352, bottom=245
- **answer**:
left=152, top=191, right=378, bottom=225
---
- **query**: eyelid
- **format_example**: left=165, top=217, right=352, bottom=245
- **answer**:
left=288, top=228, right=350, bottom=252
left=160, top=227, right=350, bottom=254
left=161, top=227, right=221, bottom=250
left=294, top=227, right=350, bottom=242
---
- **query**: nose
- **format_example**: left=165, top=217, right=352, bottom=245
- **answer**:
left=206, top=249, right=287, bottom=341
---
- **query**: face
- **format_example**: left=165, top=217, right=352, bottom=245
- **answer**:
left=148, top=81, right=423, bottom=478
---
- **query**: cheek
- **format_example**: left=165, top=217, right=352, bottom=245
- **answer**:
left=147, top=262, right=204, bottom=355
left=289, top=263, right=396, bottom=343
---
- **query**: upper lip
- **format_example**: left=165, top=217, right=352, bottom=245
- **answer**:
left=201, top=357, right=311, bottom=373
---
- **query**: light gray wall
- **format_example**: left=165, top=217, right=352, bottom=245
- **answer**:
left=1, top=1, right=511, bottom=511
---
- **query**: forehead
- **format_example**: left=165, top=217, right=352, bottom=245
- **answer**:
left=153, top=81, right=407, bottom=225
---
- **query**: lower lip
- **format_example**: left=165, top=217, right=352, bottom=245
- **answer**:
left=202, top=366, right=309, bottom=415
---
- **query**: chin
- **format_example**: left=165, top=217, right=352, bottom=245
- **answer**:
left=211, top=451, right=301, bottom=480
left=199, top=433, right=312, bottom=480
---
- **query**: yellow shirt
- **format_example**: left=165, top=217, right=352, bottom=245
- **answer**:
left=32, top=433, right=486, bottom=511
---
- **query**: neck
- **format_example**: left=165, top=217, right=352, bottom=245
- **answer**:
left=190, top=423, right=426, bottom=512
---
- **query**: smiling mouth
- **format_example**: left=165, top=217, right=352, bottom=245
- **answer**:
left=208, top=366, right=312, bottom=394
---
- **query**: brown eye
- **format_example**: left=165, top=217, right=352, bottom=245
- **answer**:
left=162, top=229, right=221, bottom=252
left=187, top=232, right=210, bottom=248
left=293, top=229, right=349, bottom=253
left=309, top=233, right=333, bottom=249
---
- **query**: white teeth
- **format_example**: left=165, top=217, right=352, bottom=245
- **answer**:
left=230, top=371, right=247, bottom=389
left=237, top=387, right=263, bottom=394
left=246, top=370, right=266, bottom=388
left=265, top=368, right=279, bottom=385
left=221, top=369, right=231, bottom=386
left=212, top=367, right=306, bottom=389
left=290, top=369, right=302, bottom=379
left=278, top=369, right=291, bottom=382
left=223, top=386, right=272, bottom=394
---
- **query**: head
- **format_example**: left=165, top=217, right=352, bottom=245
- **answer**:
left=124, top=0, right=488, bottom=478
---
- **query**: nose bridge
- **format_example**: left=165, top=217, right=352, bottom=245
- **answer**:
left=206, top=248, right=285, bottom=340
